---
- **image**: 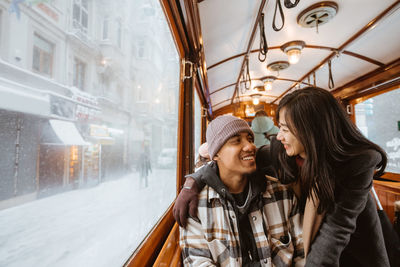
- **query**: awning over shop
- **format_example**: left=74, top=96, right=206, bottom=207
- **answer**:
left=0, top=84, right=50, bottom=117
left=41, top=120, right=89, bottom=146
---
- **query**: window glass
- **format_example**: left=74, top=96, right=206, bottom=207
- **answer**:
left=194, top=91, right=202, bottom=165
left=0, top=0, right=179, bottom=266
left=102, top=17, right=109, bottom=40
left=82, top=0, right=88, bottom=9
left=73, top=3, right=80, bottom=27
left=32, top=34, right=54, bottom=76
left=117, top=20, right=122, bottom=48
left=81, top=11, right=88, bottom=30
left=355, top=88, right=400, bottom=173
left=137, top=38, right=146, bottom=59
left=73, top=57, right=86, bottom=90
left=0, top=9, right=2, bottom=41
left=73, top=0, right=88, bottom=34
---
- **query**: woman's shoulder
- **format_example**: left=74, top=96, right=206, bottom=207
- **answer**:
left=336, top=149, right=382, bottom=188
left=342, top=149, right=382, bottom=171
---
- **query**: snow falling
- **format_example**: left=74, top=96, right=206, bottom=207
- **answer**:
left=0, top=169, right=176, bottom=267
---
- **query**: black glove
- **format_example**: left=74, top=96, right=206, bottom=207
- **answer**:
left=173, top=177, right=200, bottom=227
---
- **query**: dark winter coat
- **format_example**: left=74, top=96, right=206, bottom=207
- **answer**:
left=257, top=137, right=390, bottom=267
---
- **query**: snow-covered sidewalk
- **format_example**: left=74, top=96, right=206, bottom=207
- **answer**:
left=0, top=169, right=176, bottom=267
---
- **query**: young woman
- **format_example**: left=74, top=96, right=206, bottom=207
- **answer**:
left=174, top=87, right=390, bottom=266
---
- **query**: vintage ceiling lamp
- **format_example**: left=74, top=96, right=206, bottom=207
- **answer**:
left=280, top=40, right=305, bottom=64
left=263, top=76, right=276, bottom=91
left=251, top=94, right=261, bottom=105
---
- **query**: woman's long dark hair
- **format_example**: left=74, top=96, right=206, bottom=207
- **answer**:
left=276, top=87, right=387, bottom=213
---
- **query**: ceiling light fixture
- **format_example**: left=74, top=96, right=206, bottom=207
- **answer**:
left=280, top=40, right=306, bottom=64
left=267, top=61, right=290, bottom=76
left=297, top=1, right=338, bottom=33
left=263, top=76, right=277, bottom=91
left=251, top=94, right=261, bottom=105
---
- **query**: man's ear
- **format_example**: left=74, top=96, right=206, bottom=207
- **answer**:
left=213, top=154, right=219, bottom=161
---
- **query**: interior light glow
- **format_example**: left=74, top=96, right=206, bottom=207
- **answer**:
left=287, top=48, right=301, bottom=64
left=280, top=41, right=305, bottom=65
left=264, top=81, right=273, bottom=91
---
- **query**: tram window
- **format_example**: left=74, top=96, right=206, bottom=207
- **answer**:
left=0, top=0, right=179, bottom=266
left=194, top=91, right=202, bottom=163
left=355, top=88, right=400, bottom=173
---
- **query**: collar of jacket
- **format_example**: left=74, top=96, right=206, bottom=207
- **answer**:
left=201, top=161, right=270, bottom=202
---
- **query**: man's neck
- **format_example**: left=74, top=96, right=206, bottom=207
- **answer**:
left=219, top=169, right=248, bottom=194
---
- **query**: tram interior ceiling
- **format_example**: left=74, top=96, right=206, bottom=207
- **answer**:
left=184, top=0, right=400, bottom=120
left=0, top=0, right=400, bottom=266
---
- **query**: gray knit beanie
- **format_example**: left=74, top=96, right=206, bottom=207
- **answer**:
left=206, top=115, right=254, bottom=159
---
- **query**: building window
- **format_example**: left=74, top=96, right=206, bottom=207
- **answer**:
left=72, top=0, right=88, bottom=34
left=116, top=20, right=122, bottom=48
left=73, top=57, right=86, bottom=90
left=32, top=34, right=54, bottom=76
left=102, top=17, right=109, bottom=40
left=137, top=39, right=146, bottom=59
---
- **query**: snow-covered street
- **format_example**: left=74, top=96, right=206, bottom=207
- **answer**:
left=0, top=169, right=176, bottom=267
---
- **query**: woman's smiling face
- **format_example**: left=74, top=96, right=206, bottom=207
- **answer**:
left=277, top=108, right=306, bottom=158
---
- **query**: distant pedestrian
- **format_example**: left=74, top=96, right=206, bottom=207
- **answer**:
left=138, top=150, right=151, bottom=188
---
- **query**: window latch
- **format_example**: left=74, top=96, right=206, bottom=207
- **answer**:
left=182, top=59, right=194, bottom=81
left=346, top=104, right=353, bottom=115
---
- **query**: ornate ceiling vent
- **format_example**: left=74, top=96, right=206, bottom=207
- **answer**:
left=267, top=61, right=290, bottom=72
left=297, top=1, right=338, bottom=28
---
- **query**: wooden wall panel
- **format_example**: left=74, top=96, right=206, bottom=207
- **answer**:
left=152, top=223, right=181, bottom=267
left=373, top=180, right=400, bottom=222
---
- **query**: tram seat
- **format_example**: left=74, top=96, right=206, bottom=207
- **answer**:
left=153, top=222, right=182, bottom=267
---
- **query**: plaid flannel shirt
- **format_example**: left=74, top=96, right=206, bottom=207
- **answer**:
left=180, top=178, right=304, bottom=266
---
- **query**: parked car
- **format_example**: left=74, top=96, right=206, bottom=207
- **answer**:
left=157, top=148, right=177, bottom=168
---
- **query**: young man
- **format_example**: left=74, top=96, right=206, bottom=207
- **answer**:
left=180, top=115, right=304, bottom=266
